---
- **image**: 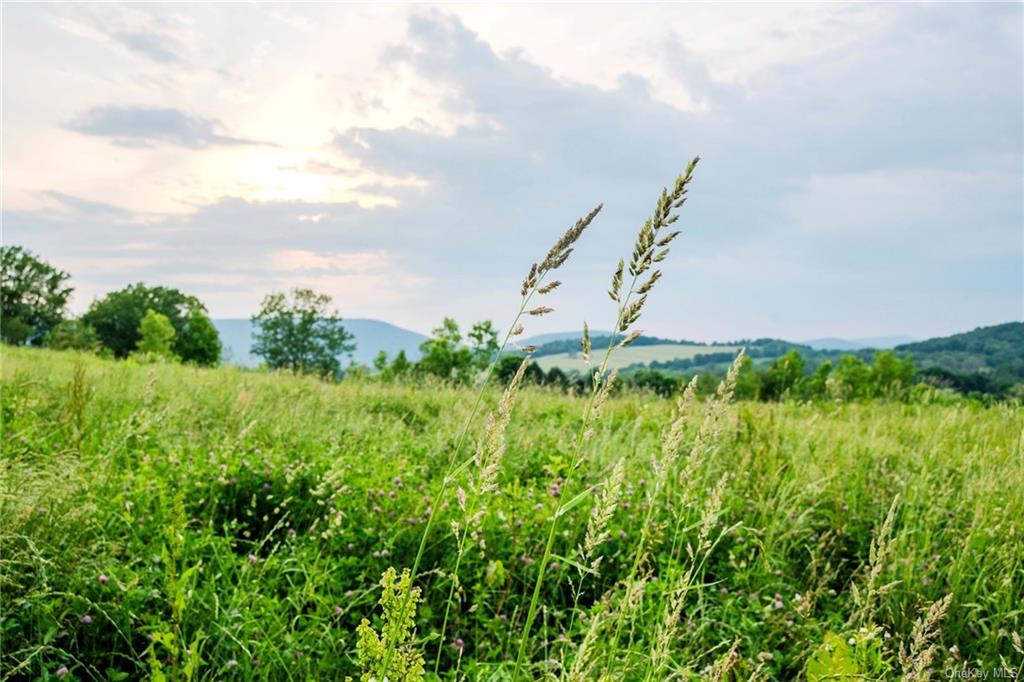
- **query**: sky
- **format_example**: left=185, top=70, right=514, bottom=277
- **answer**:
left=3, top=2, right=1022, bottom=342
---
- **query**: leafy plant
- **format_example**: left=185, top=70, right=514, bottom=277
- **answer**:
left=356, top=568, right=425, bottom=682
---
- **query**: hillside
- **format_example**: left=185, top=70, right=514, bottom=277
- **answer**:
left=525, top=324, right=1022, bottom=389
left=895, top=321, right=1023, bottom=373
left=214, top=318, right=427, bottom=368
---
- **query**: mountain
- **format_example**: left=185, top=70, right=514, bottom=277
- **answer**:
left=213, top=318, right=428, bottom=368
left=802, top=336, right=918, bottom=351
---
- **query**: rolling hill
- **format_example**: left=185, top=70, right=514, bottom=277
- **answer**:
left=533, top=343, right=744, bottom=373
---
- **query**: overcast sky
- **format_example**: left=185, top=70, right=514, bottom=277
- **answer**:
left=3, top=3, right=1021, bottom=341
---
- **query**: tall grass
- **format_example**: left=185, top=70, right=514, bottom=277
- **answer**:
left=2, top=167, right=1022, bottom=680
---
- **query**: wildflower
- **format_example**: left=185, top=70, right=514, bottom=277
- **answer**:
left=393, top=476, right=403, bottom=488
left=80, top=615, right=92, bottom=624
left=520, top=554, right=533, bottom=565
left=548, top=482, right=561, bottom=498
left=227, top=659, right=238, bottom=668
left=247, top=554, right=258, bottom=564
left=98, top=574, right=109, bottom=584
left=848, top=637, right=856, bottom=645
left=454, top=638, right=465, bottom=652
left=334, top=606, right=343, bottom=615
left=774, top=599, right=784, bottom=610
left=56, top=667, right=69, bottom=677
left=736, top=536, right=746, bottom=544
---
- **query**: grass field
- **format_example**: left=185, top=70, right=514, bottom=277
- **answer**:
left=534, top=344, right=742, bottom=373
left=2, top=347, right=1022, bottom=680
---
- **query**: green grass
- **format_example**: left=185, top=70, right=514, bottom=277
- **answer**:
left=533, top=344, right=742, bottom=373
left=2, top=346, right=1022, bottom=680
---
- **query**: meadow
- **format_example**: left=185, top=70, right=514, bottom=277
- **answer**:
left=2, top=346, right=1021, bottom=680
left=533, top=344, right=744, bottom=373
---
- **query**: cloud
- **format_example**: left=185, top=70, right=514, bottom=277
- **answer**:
left=40, top=191, right=138, bottom=222
left=65, top=106, right=272, bottom=149
left=270, top=249, right=392, bottom=272
left=110, top=30, right=184, bottom=64
left=3, top=6, right=1020, bottom=339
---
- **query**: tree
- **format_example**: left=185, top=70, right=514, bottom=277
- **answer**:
left=629, top=368, right=679, bottom=397
left=417, top=317, right=475, bottom=382
left=759, top=350, right=806, bottom=401
left=133, top=309, right=177, bottom=360
left=45, top=319, right=99, bottom=352
left=801, top=360, right=833, bottom=401
left=831, top=355, right=872, bottom=400
left=732, top=353, right=760, bottom=401
left=251, top=288, right=355, bottom=378
left=83, top=283, right=220, bottom=365
left=871, top=350, right=914, bottom=398
left=176, top=306, right=221, bottom=366
left=1, top=245, right=73, bottom=345
left=467, top=320, right=500, bottom=369
left=374, top=349, right=413, bottom=381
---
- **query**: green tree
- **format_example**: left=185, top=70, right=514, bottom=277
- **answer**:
left=733, top=353, right=760, bottom=401
left=417, top=317, right=475, bottom=382
left=45, top=319, right=99, bottom=352
left=251, top=288, right=355, bottom=378
left=176, top=306, right=221, bottom=366
left=871, top=350, right=915, bottom=398
left=832, top=355, right=872, bottom=400
left=629, top=368, right=679, bottom=397
left=82, top=283, right=220, bottom=365
left=374, top=349, right=413, bottom=381
left=801, top=360, right=833, bottom=401
left=467, top=320, right=500, bottom=369
left=1, top=245, right=73, bottom=345
left=133, top=309, right=177, bottom=359
left=760, top=350, right=806, bottom=401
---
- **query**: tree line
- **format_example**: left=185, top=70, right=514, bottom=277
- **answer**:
left=1, top=246, right=502, bottom=382
left=3, top=245, right=1016, bottom=402
left=0, top=246, right=353, bottom=373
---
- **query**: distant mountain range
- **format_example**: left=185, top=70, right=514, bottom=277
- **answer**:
left=214, top=319, right=1020, bottom=389
left=801, top=336, right=919, bottom=351
left=213, top=319, right=427, bottom=368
